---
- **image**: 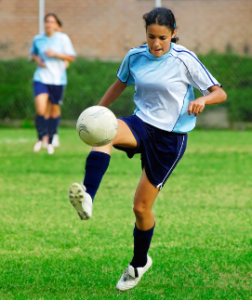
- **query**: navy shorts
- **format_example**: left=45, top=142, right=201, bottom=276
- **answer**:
left=33, top=81, right=65, bottom=105
left=114, top=115, right=187, bottom=189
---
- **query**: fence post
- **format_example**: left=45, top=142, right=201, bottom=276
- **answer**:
left=39, top=0, right=45, bottom=34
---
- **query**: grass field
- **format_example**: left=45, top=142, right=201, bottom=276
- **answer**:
left=0, top=128, right=251, bottom=300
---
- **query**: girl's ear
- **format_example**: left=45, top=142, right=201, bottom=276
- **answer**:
left=172, top=29, right=177, bottom=38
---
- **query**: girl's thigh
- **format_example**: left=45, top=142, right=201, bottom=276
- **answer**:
left=113, top=119, right=138, bottom=148
left=35, top=93, right=49, bottom=115
left=92, top=119, right=137, bottom=154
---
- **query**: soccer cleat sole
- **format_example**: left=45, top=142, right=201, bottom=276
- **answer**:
left=69, top=183, right=90, bottom=220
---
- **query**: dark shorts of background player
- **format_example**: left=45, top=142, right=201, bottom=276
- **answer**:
left=33, top=81, right=65, bottom=105
left=114, top=115, right=187, bottom=190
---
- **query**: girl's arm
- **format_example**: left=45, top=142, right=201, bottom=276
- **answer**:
left=188, top=85, right=227, bottom=116
left=98, top=79, right=127, bottom=107
left=45, top=50, right=75, bottom=62
left=31, top=54, right=46, bottom=68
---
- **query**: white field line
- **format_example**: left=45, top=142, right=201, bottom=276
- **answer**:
left=0, top=138, right=33, bottom=144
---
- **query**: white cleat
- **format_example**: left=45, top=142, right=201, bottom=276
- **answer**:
left=52, top=134, right=60, bottom=147
left=42, top=135, right=49, bottom=148
left=34, top=140, right=42, bottom=152
left=116, top=255, right=153, bottom=291
left=47, top=144, right=54, bottom=155
left=68, top=183, right=93, bottom=220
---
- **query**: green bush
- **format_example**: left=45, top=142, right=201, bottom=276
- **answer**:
left=62, top=59, right=136, bottom=119
left=196, top=51, right=252, bottom=121
left=0, top=52, right=252, bottom=122
left=0, top=59, right=35, bottom=119
left=226, top=88, right=252, bottom=122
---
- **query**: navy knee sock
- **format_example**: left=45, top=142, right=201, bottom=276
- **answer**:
left=44, top=118, right=49, bottom=137
left=48, top=118, right=57, bottom=144
left=35, top=115, right=46, bottom=140
left=83, top=151, right=110, bottom=201
left=130, top=224, right=155, bottom=268
left=55, top=116, right=61, bottom=134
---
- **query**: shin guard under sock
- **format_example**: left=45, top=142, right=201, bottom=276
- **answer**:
left=48, top=118, right=57, bottom=144
left=55, top=116, right=61, bottom=134
left=83, top=151, right=110, bottom=201
left=130, top=224, right=155, bottom=268
left=35, top=115, right=46, bottom=140
left=44, top=118, right=49, bottom=137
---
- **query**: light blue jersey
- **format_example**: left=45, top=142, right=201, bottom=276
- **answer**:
left=30, top=32, right=76, bottom=85
left=117, top=43, right=221, bottom=133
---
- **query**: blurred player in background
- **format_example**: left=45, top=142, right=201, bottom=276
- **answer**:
left=30, top=13, right=76, bottom=154
left=68, top=7, right=227, bottom=291
left=42, top=16, right=70, bottom=149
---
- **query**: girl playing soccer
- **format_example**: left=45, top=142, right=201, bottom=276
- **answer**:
left=69, top=7, right=227, bottom=291
left=30, top=13, right=76, bottom=154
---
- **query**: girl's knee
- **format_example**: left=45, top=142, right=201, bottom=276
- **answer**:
left=36, top=108, right=46, bottom=116
left=36, top=102, right=48, bottom=116
left=51, top=105, right=61, bottom=118
left=133, top=205, right=151, bottom=220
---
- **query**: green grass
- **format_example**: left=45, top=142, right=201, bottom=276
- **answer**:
left=0, top=129, right=251, bottom=300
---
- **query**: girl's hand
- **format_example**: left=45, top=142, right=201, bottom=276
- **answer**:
left=35, top=56, right=46, bottom=68
left=187, top=97, right=206, bottom=116
left=188, top=86, right=227, bottom=116
left=46, top=49, right=56, bottom=57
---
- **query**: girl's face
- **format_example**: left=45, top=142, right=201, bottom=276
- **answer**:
left=146, top=24, right=177, bottom=57
left=44, top=16, right=57, bottom=36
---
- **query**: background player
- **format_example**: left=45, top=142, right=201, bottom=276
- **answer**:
left=30, top=13, right=76, bottom=154
left=42, top=16, right=70, bottom=148
left=68, top=7, right=227, bottom=291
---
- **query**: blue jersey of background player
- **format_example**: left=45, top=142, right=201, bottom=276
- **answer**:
left=30, top=13, right=76, bottom=154
left=31, top=31, right=74, bottom=85
left=68, top=7, right=227, bottom=291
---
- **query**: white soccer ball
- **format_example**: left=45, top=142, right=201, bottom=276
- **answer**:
left=76, top=106, right=118, bottom=146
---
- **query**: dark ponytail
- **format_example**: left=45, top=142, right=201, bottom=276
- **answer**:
left=143, top=7, right=179, bottom=43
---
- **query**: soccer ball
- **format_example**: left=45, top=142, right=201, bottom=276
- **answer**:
left=76, top=106, right=118, bottom=146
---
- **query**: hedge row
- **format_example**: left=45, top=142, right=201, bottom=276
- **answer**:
left=0, top=51, right=252, bottom=122
left=196, top=52, right=252, bottom=122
